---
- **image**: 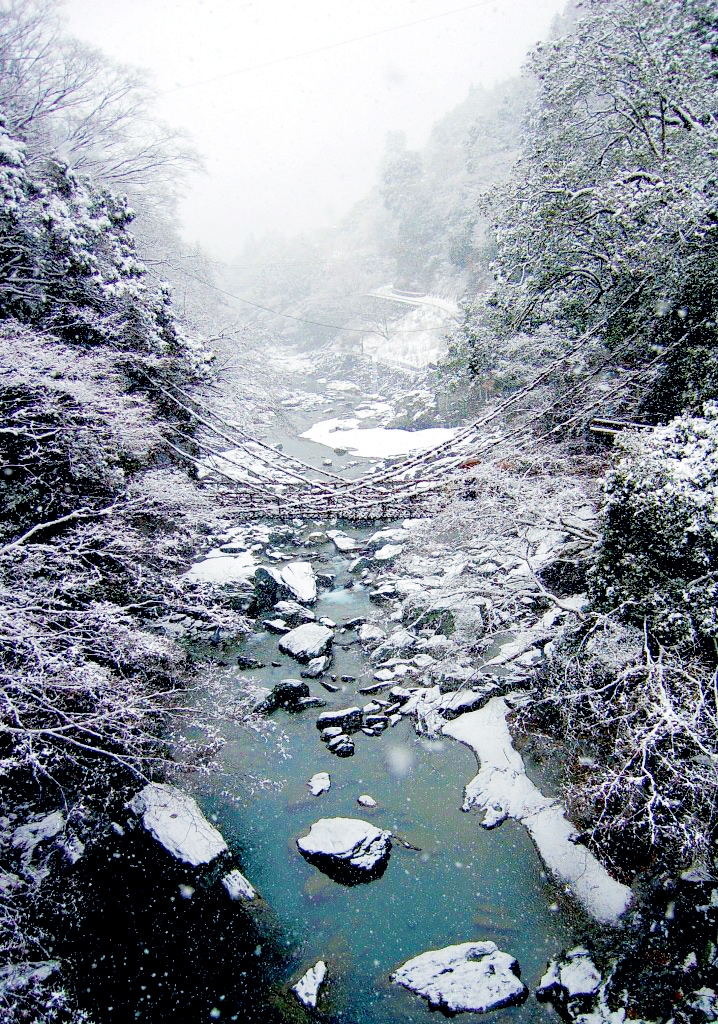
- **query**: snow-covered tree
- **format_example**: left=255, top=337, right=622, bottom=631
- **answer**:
left=591, top=405, right=718, bottom=650
left=487, top=0, right=718, bottom=418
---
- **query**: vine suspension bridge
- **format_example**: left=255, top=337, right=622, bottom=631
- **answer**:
left=152, top=284, right=664, bottom=520
left=161, top=380, right=489, bottom=520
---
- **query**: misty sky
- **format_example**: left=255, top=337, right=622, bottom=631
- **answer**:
left=64, top=0, right=565, bottom=261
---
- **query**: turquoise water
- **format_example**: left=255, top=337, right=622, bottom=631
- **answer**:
left=197, top=538, right=581, bottom=1023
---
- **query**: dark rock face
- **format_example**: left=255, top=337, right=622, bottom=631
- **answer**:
left=236, top=655, right=265, bottom=670
left=258, top=679, right=311, bottom=713
left=56, top=798, right=287, bottom=1024
left=316, top=707, right=363, bottom=734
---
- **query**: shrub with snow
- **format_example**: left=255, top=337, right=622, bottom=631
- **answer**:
left=591, top=405, right=718, bottom=650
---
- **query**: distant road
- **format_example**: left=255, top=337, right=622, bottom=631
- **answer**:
left=367, top=285, right=460, bottom=319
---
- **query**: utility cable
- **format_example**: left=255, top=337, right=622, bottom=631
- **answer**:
left=161, top=1, right=495, bottom=95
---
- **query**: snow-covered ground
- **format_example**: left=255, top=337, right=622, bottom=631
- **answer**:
left=300, top=417, right=456, bottom=457
left=444, top=701, right=632, bottom=926
left=363, top=288, right=459, bottom=368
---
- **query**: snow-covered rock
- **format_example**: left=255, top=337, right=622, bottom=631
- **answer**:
left=316, top=707, right=363, bottom=733
left=263, top=618, right=290, bottom=634
left=129, top=784, right=227, bottom=866
left=357, top=795, right=377, bottom=808
left=301, top=655, right=331, bottom=678
left=367, top=527, right=409, bottom=548
left=292, top=960, right=327, bottom=1009
left=273, top=600, right=316, bottom=626
left=392, top=941, right=528, bottom=1013
left=443, top=699, right=632, bottom=925
left=255, top=561, right=317, bottom=607
left=327, top=734, right=355, bottom=757
left=358, top=622, right=386, bottom=645
left=536, top=948, right=602, bottom=1005
left=326, top=530, right=360, bottom=552
left=374, top=543, right=404, bottom=562
left=222, top=869, right=256, bottom=901
left=308, top=772, right=331, bottom=796
left=183, top=551, right=257, bottom=585
left=278, top=623, right=334, bottom=662
left=297, top=818, right=392, bottom=880
left=372, top=628, right=417, bottom=659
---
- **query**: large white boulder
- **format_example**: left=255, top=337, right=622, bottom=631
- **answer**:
left=307, top=772, right=331, bottom=796
left=297, top=817, right=392, bottom=877
left=255, top=561, right=317, bottom=606
left=392, top=941, right=528, bottom=1013
left=292, top=960, right=327, bottom=1009
left=278, top=623, right=334, bottom=662
left=222, top=869, right=256, bottom=901
left=129, top=783, right=227, bottom=866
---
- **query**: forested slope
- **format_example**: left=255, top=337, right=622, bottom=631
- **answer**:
left=0, top=6, right=249, bottom=1020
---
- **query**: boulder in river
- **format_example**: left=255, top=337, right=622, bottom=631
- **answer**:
left=320, top=726, right=344, bottom=742
left=296, top=695, right=327, bottom=710
left=278, top=623, right=334, bottom=662
left=391, top=941, right=528, bottom=1014
left=129, top=784, right=227, bottom=867
left=254, top=561, right=317, bottom=608
left=536, top=947, right=602, bottom=1012
left=301, top=655, right=331, bottom=678
left=316, top=707, right=363, bottom=733
left=374, top=543, right=404, bottom=562
left=372, top=627, right=417, bottom=659
left=358, top=622, right=386, bottom=646
left=273, top=600, right=316, bottom=626
left=327, top=734, right=355, bottom=757
left=221, top=869, right=257, bottom=901
left=326, top=530, right=359, bottom=552
left=262, top=618, right=290, bottom=635
left=260, top=679, right=310, bottom=712
left=292, top=960, right=327, bottom=1009
left=307, top=772, right=331, bottom=796
left=236, top=655, right=265, bottom=670
left=296, top=817, right=392, bottom=883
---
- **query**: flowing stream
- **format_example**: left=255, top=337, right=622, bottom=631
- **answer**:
left=195, top=522, right=582, bottom=1024
left=69, top=359, right=591, bottom=1024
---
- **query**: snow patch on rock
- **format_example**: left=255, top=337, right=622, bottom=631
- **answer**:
left=443, top=699, right=632, bottom=925
left=292, top=960, right=327, bottom=1008
left=129, top=783, right=227, bottom=866
left=392, top=940, right=528, bottom=1013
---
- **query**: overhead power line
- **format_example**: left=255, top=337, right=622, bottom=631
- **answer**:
left=161, top=1, right=494, bottom=95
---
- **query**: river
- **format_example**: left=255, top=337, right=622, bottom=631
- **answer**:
left=198, top=519, right=581, bottom=1024
left=67, top=350, right=590, bottom=1023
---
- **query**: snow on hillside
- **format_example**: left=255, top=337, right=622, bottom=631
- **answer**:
left=363, top=293, right=459, bottom=369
